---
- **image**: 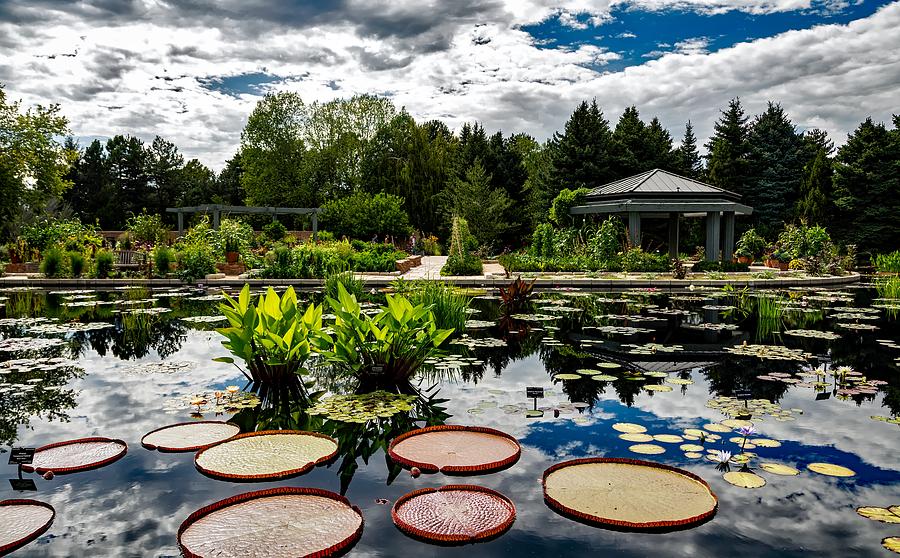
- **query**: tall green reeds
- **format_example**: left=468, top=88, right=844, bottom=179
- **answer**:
left=407, top=280, right=471, bottom=332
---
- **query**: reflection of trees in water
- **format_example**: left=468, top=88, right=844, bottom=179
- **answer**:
left=539, top=343, right=645, bottom=407
left=229, top=391, right=449, bottom=493
left=0, top=357, right=84, bottom=448
left=65, top=316, right=188, bottom=360
left=700, top=355, right=795, bottom=402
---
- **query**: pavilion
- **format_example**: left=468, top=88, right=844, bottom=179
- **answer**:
left=166, top=204, right=322, bottom=239
left=569, top=169, right=753, bottom=261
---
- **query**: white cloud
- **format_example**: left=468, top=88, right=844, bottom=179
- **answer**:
left=1, top=1, right=898, bottom=168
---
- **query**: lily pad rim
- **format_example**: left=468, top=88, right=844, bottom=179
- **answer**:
left=177, top=486, right=363, bottom=558
left=193, top=430, right=338, bottom=482
left=20, top=437, right=128, bottom=475
left=541, top=457, right=719, bottom=531
left=140, top=421, right=241, bottom=453
left=391, top=484, right=516, bottom=544
left=0, top=499, right=56, bottom=555
left=388, top=425, right=521, bottom=474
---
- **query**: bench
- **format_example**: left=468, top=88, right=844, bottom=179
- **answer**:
left=114, top=250, right=146, bottom=270
left=395, top=255, right=424, bottom=273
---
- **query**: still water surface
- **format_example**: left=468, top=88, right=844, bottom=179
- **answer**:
left=1, top=285, right=898, bottom=557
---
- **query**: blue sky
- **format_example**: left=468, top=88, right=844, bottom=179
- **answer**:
left=1, top=0, right=898, bottom=168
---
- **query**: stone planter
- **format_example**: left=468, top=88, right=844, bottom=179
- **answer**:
left=765, top=259, right=789, bottom=271
left=225, top=251, right=240, bottom=264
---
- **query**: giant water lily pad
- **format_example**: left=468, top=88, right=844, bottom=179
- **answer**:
left=141, top=421, right=240, bottom=452
left=543, top=458, right=717, bottom=530
left=392, top=485, right=515, bottom=544
left=0, top=499, right=55, bottom=555
left=194, top=431, right=338, bottom=481
left=388, top=425, right=520, bottom=474
left=178, top=487, right=363, bottom=558
left=22, top=437, right=127, bottom=474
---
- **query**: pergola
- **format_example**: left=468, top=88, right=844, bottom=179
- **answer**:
left=165, top=204, right=322, bottom=239
left=570, top=169, right=753, bottom=261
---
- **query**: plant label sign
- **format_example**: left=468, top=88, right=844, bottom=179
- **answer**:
left=7, top=447, right=35, bottom=465
left=526, top=387, right=544, bottom=399
left=9, top=478, right=37, bottom=492
left=735, top=390, right=752, bottom=401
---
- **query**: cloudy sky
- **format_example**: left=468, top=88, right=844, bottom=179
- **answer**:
left=1, top=0, right=898, bottom=169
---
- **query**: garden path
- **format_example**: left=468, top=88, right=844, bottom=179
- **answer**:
left=402, top=256, right=447, bottom=279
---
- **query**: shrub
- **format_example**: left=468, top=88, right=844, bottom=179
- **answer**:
left=219, top=218, right=254, bottom=255
left=549, top=188, right=589, bottom=226
left=20, top=218, right=102, bottom=253
left=619, top=248, right=670, bottom=273
left=177, top=245, right=217, bottom=281
left=442, top=217, right=482, bottom=276
left=587, top=217, right=624, bottom=262
left=68, top=251, right=85, bottom=277
left=153, top=246, right=174, bottom=276
left=126, top=211, right=168, bottom=245
left=95, top=250, right=114, bottom=278
left=530, top=223, right=556, bottom=259
left=421, top=235, right=441, bottom=256
left=41, top=247, right=66, bottom=278
left=262, top=220, right=287, bottom=243
left=735, top=228, right=766, bottom=260
left=692, top=260, right=750, bottom=273
left=321, top=192, right=412, bottom=240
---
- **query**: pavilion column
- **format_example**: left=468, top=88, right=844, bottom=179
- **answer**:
left=312, top=211, right=318, bottom=241
left=705, top=211, right=720, bottom=261
left=213, top=209, right=220, bottom=230
left=627, top=212, right=641, bottom=248
left=723, top=211, right=735, bottom=261
left=177, top=212, right=184, bottom=235
left=668, top=212, right=680, bottom=259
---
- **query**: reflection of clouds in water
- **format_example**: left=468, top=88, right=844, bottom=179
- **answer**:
left=4, top=326, right=900, bottom=556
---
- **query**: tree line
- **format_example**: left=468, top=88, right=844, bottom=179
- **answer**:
left=2, top=82, right=899, bottom=254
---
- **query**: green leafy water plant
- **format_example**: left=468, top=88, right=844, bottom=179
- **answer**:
left=215, top=285, right=324, bottom=407
left=316, top=283, right=454, bottom=392
left=406, top=280, right=471, bottom=331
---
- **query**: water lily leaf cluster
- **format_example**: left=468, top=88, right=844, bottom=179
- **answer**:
left=308, top=391, right=418, bottom=423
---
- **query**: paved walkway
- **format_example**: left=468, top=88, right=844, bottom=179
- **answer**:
left=402, top=256, right=447, bottom=279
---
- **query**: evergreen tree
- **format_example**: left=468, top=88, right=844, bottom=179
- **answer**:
left=674, top=121, right=702, bottom=178
left=644, top=117, right=676, bottom=171
left=548, top=100, right=613, bottom=194
left=176, top=160, right=217, bottom=206
left=213, top=153, right=246, bottom=206
left=105, top=135, right=151, bottom=225
left=796, top=148, right=832, bottom=225
left=146, top=136, right=185, bottom=219
left=705, top=98, right=750, bottom=196
left=441, top=162, right=514, bottom=251
left=745, top=102, right=804, bottom=233
left=610, top=106, right=647, bottom=178
left=63, top=139, right=109, bottom=225
left=832, top=117, right=900, bottom=253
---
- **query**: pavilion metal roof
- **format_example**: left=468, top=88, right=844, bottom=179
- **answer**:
left=585, top=169, right=740, bottom=201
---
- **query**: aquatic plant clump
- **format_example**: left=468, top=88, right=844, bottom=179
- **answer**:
left=542, top=458, right=718, bottom=530
left=308, top=391, right=419, bottom=423
left=724, top=344, right=812, bottom=361
left=392, top=485, right=516, bottom=544
left=178, top=487, right=363, bottom=558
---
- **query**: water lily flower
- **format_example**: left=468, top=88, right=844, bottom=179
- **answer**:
left=738, top=425, right=757, bottom=437
left=715, top=450, right=732, bottom=464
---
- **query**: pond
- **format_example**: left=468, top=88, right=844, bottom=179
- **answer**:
left=1, top=283, right=898, bottom=557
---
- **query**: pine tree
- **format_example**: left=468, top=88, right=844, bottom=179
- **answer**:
left=644, top=117, right=675, bottom=171
left=832, top=117, right=900, bottom=253
left=745, top=102, right=804, bottom=233
left=674, top=121, right=702, bottom=178
left=610, top=106, right=646, bottom=178
left=796, top=148, right=832, bottom=225
left=705, top=98, right=750, bottom=196
left=548, top=100, right=613, bottom=194
left=441, top=162, right=514, bottom=251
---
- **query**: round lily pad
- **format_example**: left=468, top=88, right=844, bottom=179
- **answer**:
left=612, top=423, right=647, bottom=434
left=645, top=385, right=674, bottom=392
left=21, top=437, right=127, bottom=474
left=555, top=373, right=583, bottom=380
left=884, top=536, right=900, bottom=554
left=619, top=433, right=653, bottom=442
left=392, top=485, right=515, bottom=544
left=807, top=463, right=856, bottom=477
left=680, top=444, right=704, bottom=452
left=194, top=430, right=338, bottom=481
left=543, top=457, right=718, bottom=530
left=750, top=438, right=781, bottom=448
left=141, top=422, right=240, bottom=452
left=759, top=463, right=800, bottom=476
left=592, top=374, right=618, bottom=381
left=703, top=423, right=732, bottom=433
left=723, top=471, right=766, bottom=489
left=629, top=444, right=666, bottom=455
left=0, top=499, right=55, bottom=555
left=653, top=434, right=684, bottom=444
left=388, top=425, right=521, bottom=474
left=856, top=506, right=900, bottom=524
left=178, top=487, right=363, bottom=558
